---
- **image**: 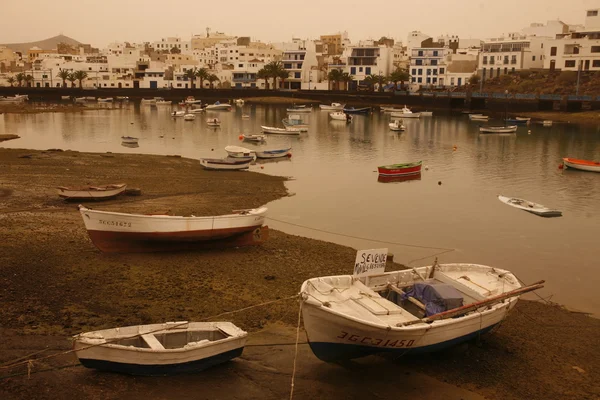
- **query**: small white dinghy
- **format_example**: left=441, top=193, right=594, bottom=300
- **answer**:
left=73, top=321, right=248, bottom=376
left=206, top=118, right=221, bottom=127
left=261, top=126, right=301, bottom=135
left=255, top=147, right=292, bottom=159
left=242, top=134, right=266, bottom=143
left=389, top=119, right=405, bottom=131
left=498, top=195, right=562, bottom=217
left=172, top=111, right=186, bottom=117
left=57, top=183, right=127, bottom=201
left=301, top=263, right=544, bottom=362
left=121, top=136, right=139, bottom=144
left=184, top=114, right=196, bottom=121
left=225, top=145, right=255, bottom=158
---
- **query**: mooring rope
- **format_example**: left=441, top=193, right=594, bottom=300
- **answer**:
left=289, top=299, right=304, bottom=400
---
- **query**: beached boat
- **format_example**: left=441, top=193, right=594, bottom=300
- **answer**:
left=97, top=97, right=113, bottom=103
left=319, top=103, right=345, bottom=111
left=255, top=147, right=292, bottom=159
left=189, top=107, right=204, bottom=114
left=205, top=102, right=232, bottom=111
left=390, top=106, right=420, bottom=118
left=300, top=263, right=543, bottom=361
left=206, top=118, right=221, bottom=127
left=343, top=107, right=371, bottom=115
left=329, top=112, right=352, bottom=122
left=61, top=95, right=71, bottom=100
left=78, top=204, right=266, bottom=252
left=469, top=114, right=489, bottom=121
left=171, top=111, right=186, bottom=117
left=85, top=96, right=96, bottom=101
left=0, top=95, right=26, bottom=103
left=282, top=114, right=309, bottom=131
left=498, top=195, right=562, bottom=217
left=116, top=96, right=129, bottom=101
left=479, top=125, right=518, bottom=134
left=121, top=136, right=139, bottom=144
left=506, top=117, right=531, bottom=124
left=389, top=120, right=405, bottom=131
left=242, top=134, right=266, bottom=143
left=261, top=126, right=301, bottom=135
left=74, top=97, right=86, bottom=103
left=73, top=321, right=247, bottom=376
left=378, top=161, right=422, bottom=176
left=562, top=157, right=600, bottom=173
left=286, top=105, right=312, bottom=113
left=200, top=157, right=253, bottom=171
left=57, top=183, right=127, bottom=201
left=184, top=114, right=196, bottom=121
left=225, top=145, right=254, bottom=158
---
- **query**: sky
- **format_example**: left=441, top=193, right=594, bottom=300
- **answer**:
left=2, top=0, right=599, bottom=48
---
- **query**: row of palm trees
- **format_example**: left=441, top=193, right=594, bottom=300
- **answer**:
left=257, top=61, right=289, bottom=90
left=327, top=67, right=411, bottom=92
left=182, top=67, right=221, bottom=89
left=5, top=69, right=89, bottom=88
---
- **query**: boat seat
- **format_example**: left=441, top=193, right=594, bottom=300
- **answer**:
left=141, top=334, right=165, bottom=350
left=352, top=280, right=404, bottom=315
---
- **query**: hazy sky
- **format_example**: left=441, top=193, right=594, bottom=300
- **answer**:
left=2, top=0, right=599, bottom=47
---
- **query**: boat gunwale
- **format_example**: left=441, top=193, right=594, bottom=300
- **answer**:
left=78, top=205, right=267, bottom=220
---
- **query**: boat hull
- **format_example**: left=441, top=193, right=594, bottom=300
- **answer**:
left=377, top=162, right=422, bottom=176
left=57, top=184, right=127, bottom=201
left=79, top=206, right=267, bottom=252
left=301, top=299, right=509, bottom=362
left=390, top=112, right=420, bottom=118
left=200, top=158, right=251, bottom=170
left=343, top=108, right=370, bottom=115
left=255, top=148, right=291, bottom=159
left=479, top=126, right=518, bottom=134
left=563, top=158, right=600, bottom=172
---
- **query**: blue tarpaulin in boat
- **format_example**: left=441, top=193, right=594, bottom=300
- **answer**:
left=402, top=281, right=464, bottom=316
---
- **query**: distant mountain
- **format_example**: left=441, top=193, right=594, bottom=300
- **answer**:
left=1, top=35, right=82, bottom=54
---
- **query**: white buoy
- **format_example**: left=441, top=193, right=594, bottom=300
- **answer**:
left=424, top=166, right=429, bottom=171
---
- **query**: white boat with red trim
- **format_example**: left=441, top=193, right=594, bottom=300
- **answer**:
left=78, top=204, right=267, bottom=253
left=73, top=321, right=247, bottom=376
left=300, top=263, right=543, bottom=361
left=200, top=156, right=253, bottom=170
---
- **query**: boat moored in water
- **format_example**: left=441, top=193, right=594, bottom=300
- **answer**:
left=562, top=157, right=600, bottom=172
left=498, top=195, right=562, bottom=217
left=479, top=125, right=518, bottom=134
left=377, top=161, right=422, bottom=176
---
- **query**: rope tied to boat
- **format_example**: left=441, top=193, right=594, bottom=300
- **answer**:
left=289, top=298, right=303, bottom=400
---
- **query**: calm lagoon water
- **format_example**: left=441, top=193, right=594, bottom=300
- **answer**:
left=2, top=102, right=599, bottom=314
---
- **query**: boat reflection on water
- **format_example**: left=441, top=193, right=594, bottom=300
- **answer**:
left=255, top=156, right=292, bottom=165
left=377, top=172, right=421, bottom=183
left=121, top=142, right=140, bottom=148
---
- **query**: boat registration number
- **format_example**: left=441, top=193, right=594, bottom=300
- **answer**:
left=337, top=331, right=415, bottom=348
left=99, top=219, right=131, bottom=228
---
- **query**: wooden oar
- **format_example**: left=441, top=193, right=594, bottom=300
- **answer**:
left=397, top=281, right=545, bottom=327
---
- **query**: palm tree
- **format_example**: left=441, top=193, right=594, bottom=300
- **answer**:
left=72, top=70, right=88, bottom=89
left=264, top=61, right=284, bottom=90
left=67, top=72, right=77, bottom=88
left=15, top=73, right=25, bottom=87
left=184, top=68, right=197, bottom=89
left=207, top=74, right=220, bottom=89
left=389, top=68, right=410, bottom=90
left=340, top=72, right=354, bottom=91
left=24, top=75, right=34, bottom=87
left=6, top=76, right=16, bottom=87
left=277, top=69, right=289, bottom=90
left=257, top=68, right=270, bottom=90
left=365, top=73, right=387, bottom=92
left=327, top=69, right=343, bottom=91
left=57, top=69, right=70, bottom=88
left=195, top=68, right=209, bottom=89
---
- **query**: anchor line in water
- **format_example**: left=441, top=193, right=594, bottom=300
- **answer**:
left=265, top=216, right=456, bottom=252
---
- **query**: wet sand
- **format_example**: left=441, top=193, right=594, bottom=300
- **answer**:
left=0, top=148, right=598, bottom=399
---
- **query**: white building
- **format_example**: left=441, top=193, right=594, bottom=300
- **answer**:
left=343, top=43, right=394, bottom=89
left=281, top=39, right=319, bottom=90
left=521, top=20, right=569, bottom=38
left=152, top=37, right=191, bottom=54
left=407, top=31, right=431, bottom=53
left=478, top=34, right=546, bottom=80
left=409, top=47, right=450, bottom=87
left=542, top=9, right=600, bottom=72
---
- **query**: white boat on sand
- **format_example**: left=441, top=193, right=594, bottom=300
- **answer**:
left=200, top=157, right=253, bottom=171
left=78, top=204, right=266, bottom=252
left=301, top=263, right=543, bottom=361
left=479, top=125, right=518, bottom=134
left=73, top=321, right=247, bottom=376
left=498, top=195, right=562, bottom=217
left=319, top=103, right=345, bottom=111
left=225, top=145, right=254, bottom=158
left=255, top=147, right=291, bottom=159
left=57, top=183, right=127, bottom=201
left=261, top=126, right=301, bottom=135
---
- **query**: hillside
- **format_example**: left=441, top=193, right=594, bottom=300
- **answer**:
left=0, top=34, right=81, bottom=53
left=482, top=70, right=600, bottom=96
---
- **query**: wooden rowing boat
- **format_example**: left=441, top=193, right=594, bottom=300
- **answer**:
left=562, top=157, right=600, bottom=173
left=377, top=161, right=422, bottom=176
left=57, top=183, right=127, bottom=201
left=498, top=195, right=562, bottom=217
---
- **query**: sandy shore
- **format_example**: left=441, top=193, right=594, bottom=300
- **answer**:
left=0, top=103, right=111, bottom=114
left=0, top=148, right=598, bottom=400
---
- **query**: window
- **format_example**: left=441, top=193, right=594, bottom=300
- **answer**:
left=426, top=77, right=431, bottom=84
left=431, top=60, right=437, bottom=66
left=294, top=72, right=301, bottom=78
left=239, top=64, right=243, bottom=68
left=432, top=69, right=437, bottom=75
left=439, top=68, right=445, bottom=74
left=532, top=56, right=536, bottom=61
left=593, top=60, right=600, bottom=67
left=418, top=50, right=423, bottom=56
left=359, top=67, right=363, bottom=72
left=415, top=59, right=423, bottom=65
left=550, top=47, right=557, bottom=56
left=591, top=46, right=600, bottom=53
left=573, top=46, right=580, bottom=55
left=412, top=68, right=416, bottom=75
left=433, top=50, right=438, bottom=57
left=504, top=56, right=509, bottom=64
left=504, top=68, right=508, bottom=74
left=432, top=77, right=437, bottom=83
left=588, top=10, right=598, bottom=16
left=483, top=56, right=488, bottom=65
left=418, top=69, right=422, bottom=75
left=565, top=60, right=576, bottom=68
left=512, top=67, right=516, bottom=73
left=426, top=69, right=431, bottom=76
left=450, top=77, right=455, bottom=85
left=511, top=55, right=517, bottom=64
left=284, top=63, right=292, bottom=69
left=417, top=77, right=422, bottom=83
left=412, top=77, right=416, bottom=83
left=365, top=67, right=371, bottom=74
left=490, top=56, right=495, bottom=64
left=482, top=68, right=486, bottom=78
left=351, top=67, right=356, bottom=74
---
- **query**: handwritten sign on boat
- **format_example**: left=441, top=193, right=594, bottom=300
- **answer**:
left=354, top=248, right=388, bottom=277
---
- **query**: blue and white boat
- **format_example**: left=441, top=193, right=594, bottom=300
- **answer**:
left=300, top=263, right=543, bottom=362
left=506, top=117, right=531, bottom=124
left=255, top=147, right=292, bottom=159
left=343, top=107, right=371, bottom=115
left=73, top=321, right=247, bottom=376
